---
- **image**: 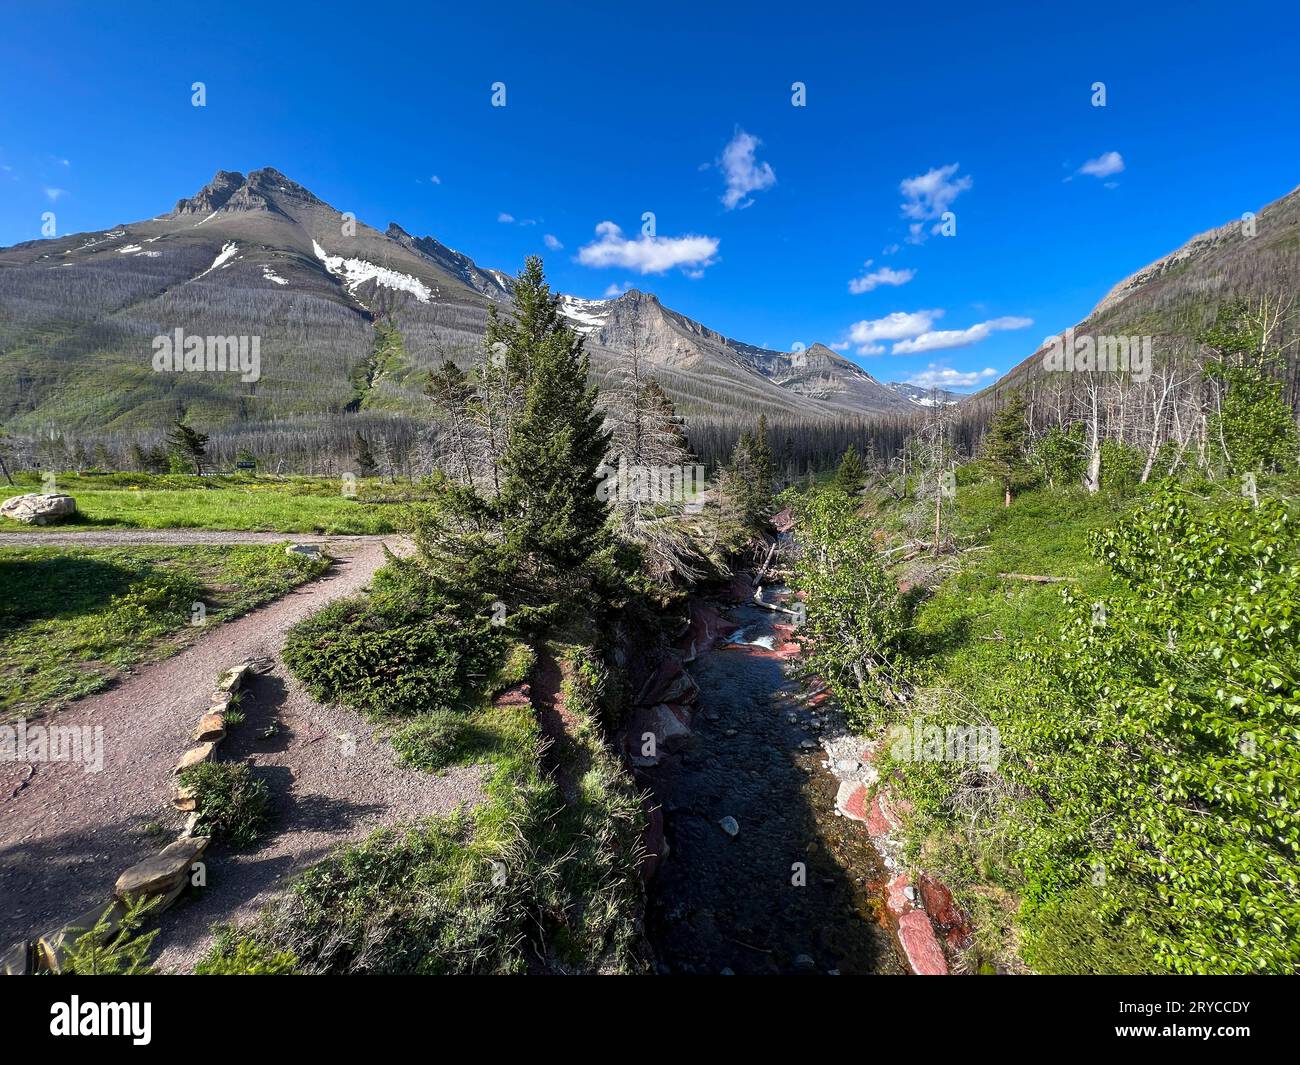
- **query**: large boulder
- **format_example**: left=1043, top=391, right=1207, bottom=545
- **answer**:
left=0, top=493, right=77, bottom=525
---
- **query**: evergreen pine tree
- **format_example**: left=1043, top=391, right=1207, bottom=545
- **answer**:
left=982, top=389, right=1030, bottom=506
left=165, top=418, right=209, bottom=475
left=425, top=359, right=481, bottom=487
left=353, top=431, right=377, bottom=477
left=834, top=445, right=865, bottom=496
left=753, top=414, right=775, bottom=502
left=497, top=257, right=612, bottom=587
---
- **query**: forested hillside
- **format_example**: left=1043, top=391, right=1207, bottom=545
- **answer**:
left=0, top=168, right=914, bottom=478
left=789, top=329, right=1300, bottom=972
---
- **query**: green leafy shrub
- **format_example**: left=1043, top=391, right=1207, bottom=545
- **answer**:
left=1029, top=423, right=1087, bottom=489
left=1099, top=439, right=1143, bottom=494
left=180, top=762, right=272, bottom=848
left=1011, top=487, right=1300, bottom=973
left=791, top=486, right=906, bottom=732
left=1019, top=884, right=1156, bottom=975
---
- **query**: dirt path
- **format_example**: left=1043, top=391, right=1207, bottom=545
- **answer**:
left=0, top=531, right=394, bottom=547
left=0, top=535, right=484, bottom=968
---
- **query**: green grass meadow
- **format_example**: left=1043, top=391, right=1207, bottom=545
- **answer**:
left=0, top=473, right=405, bottom=534
left=0, top=543, right=328, bottom=718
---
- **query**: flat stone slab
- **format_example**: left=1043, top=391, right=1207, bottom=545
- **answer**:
left=192, top=712, right=226, bottom=743
left=217, top=662, right=252, bottom=693
left=114, top=837, right=209, bottom=900
left=174, top=742, right=216, bottom=774
left=626, top=703, right=692, bottom=766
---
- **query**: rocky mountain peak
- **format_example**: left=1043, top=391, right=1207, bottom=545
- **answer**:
left=171, top=169, right=246, bottom=216
left=244, top=167, right=321, bottom=204
left=169, top=167, right=321, bottom=219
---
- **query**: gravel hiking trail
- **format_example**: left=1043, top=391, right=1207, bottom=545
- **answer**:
left=0, top=531, right=396, bottom=547
left=0, top=534, right=486, bottom=970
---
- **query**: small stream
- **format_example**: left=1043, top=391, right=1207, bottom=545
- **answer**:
left=643, top=586, right=907, bottom=975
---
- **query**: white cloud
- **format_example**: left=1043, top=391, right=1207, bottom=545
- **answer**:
left=881, top=243, right=901, bottom=255
left=1077, top=151, right=1124, bottom=179
left=44, top=187, right=67, bottom=202
left=578, top=220, right=719, bottom=276
left=900, top=163, right=971, bottom=222
left=544, top=233, right=564, bottom=250
left=849, top=260, right=915, bottom=294
left=891, top=316, right=1032, bottom=354
left=430, top=175, right=441, bottom=184
left=847, top=310, right=943, bottom=354
left=603, top=281, right=633, bottom=297
left=497, top=212, right=515, bottom=223
left=719, top=128, right=776, bottom=210
left=829, top=341, right=851, bottom=352
left=904, top=364, right=999, bottom=390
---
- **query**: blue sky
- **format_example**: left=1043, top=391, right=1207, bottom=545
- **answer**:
left=2, top=0, right=1298, bottom=391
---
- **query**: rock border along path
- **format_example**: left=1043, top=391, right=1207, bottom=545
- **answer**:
left=0, top=533, right=486, bottom=970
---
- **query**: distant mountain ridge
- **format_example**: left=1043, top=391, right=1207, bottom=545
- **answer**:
left=886, top=381, right=963, bottom=406
left=0, top=167, right=915, bottom=437
left=969, top=182, right=1300, bottom=407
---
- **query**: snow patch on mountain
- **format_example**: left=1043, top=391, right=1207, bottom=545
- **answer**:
left=558, top=294, right=611, bottom=335
left=65, top=230, right=126, bottom=254
left=262, top=265, right=289, bottom=286
left=195, top=242, right=239, bottom=280
left=312, top=239, right=433, bottom=303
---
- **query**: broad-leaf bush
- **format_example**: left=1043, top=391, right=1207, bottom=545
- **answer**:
left=1013, top=488, right=1300, bottom=973
left=791, top=485, right=906, bottom=732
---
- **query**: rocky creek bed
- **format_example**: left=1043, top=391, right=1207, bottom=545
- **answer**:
left=640, top=587, right=909, bottom=975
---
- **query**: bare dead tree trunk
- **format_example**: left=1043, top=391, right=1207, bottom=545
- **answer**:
left=1084, top=378, right=1102, bottom=494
